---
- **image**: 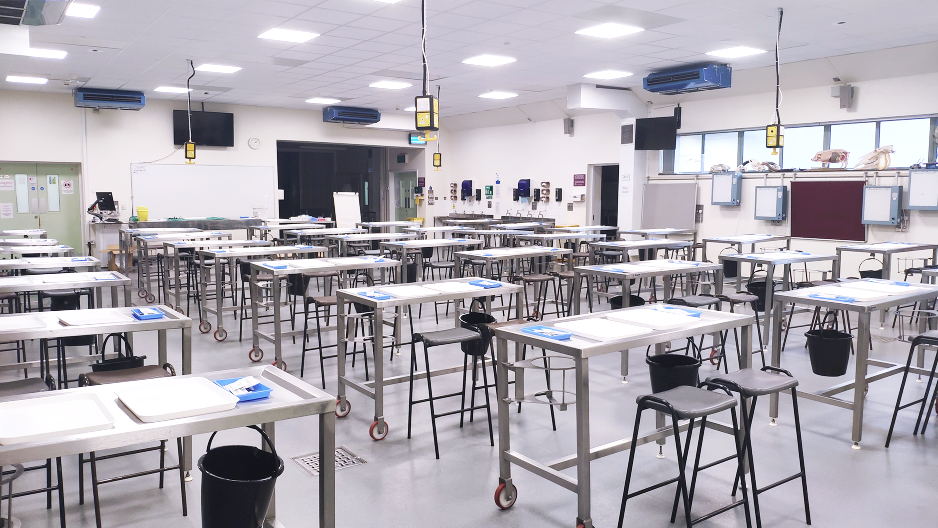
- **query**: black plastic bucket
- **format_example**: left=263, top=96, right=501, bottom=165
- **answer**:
left=609, top=295, right=646, bottom=309
left=459, top=312, right=495, bottom=356
left=646, top=353, right=701, bottom=393
left=859, top=269, right=883, bottom=279
left=746, top=280, right=769, bottom=312
left=199, top=425, right=284, bottom=528
left=805, top=329, right=852, bottom=377
left=723, top=259, right=738, bottom=279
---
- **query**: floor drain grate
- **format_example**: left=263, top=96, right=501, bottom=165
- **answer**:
left=293, top=446, right=366, bottom=477
left=871, top=335, right=899, bottom=344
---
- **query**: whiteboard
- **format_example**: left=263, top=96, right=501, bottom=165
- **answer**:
left=712, top=173, right=734, bottom=203
left=333, top=192, right=362, bottom=229
left=641, top=183, right=696, bottom=230
left=908, top=170, right=938, bottom=210
left=862, top=186, right=894, bottom=223
left=755, top=187, right=781, bottom=218
left=130, top=164, right=276, bottom=220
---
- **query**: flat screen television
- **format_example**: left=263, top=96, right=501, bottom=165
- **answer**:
left=173, top=110, right=234, bottom=147
left=634, top=116, right=678, bottom=150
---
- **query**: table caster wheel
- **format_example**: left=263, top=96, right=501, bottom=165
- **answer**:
left=274, top=360, right=287, bottom=371
left=494, top=482, right=517, bottom=510
left=369, top=420, right=389, bottom=441
left=199, top=321, right=212, bottom=334
left=708, top=348, right=720, bottom=365
left=213, top=328, right=227, bottom=341
left=145, top=293, right=156, bottom=303
left=137, top=289, right=146, bottom=298
left=248, top=348, right=264, bottom=362
left=335, top=399, right=351, bottom=418
left=935, top=399, right=938, bottom=415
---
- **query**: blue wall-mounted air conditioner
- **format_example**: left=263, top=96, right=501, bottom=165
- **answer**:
left=643, top=63, right=731, bottom=95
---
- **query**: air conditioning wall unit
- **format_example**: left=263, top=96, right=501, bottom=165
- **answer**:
left=643, top=63, right=732, bottom=95
left=322, top=106, right=381, bottom=125
left=74, top=88, right=146, bottom=110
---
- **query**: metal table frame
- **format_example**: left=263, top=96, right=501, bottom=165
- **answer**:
left=248, top=257, right=399, bottom=368
left=198, top=245, right=327, bottom=341
left=0, top=256, right=100, bottom=272
left=0, top=270, right=131, bottom=311
left=516, top=233, right=606, bottom=247
left=835, top=242, right=938, bottom=281
left=357, top=221, right=421, bottom=233
left=462, top=229, right=527, bottom=248
left=0, top=238, right=58, bottom=246
left=283, top=228, right=365, bottom=246
left=0, top=229, right=46, bottom=238
left=619, top=228, right=695, bottom=239
left=492, top=306, right=754, bottom=528
left=248, top=223, right=325, bottom=241
left=335, top=277, right=523, bottom=441
left=0, top=245, right=73, bottom=257
left=587, top=239, right=692, bottom=264
left=403, top=225, right=473, bottom=238
left=135, top=233, right=230, bottom=303
left=380, top=238, right=484, bottom=283
left=118, top=228, right=201, bottom=273
left=162, top=239, right=272, bottom=313
left=548, top=226, right=619, bottom=234
left=700, top=234, right=792, bottom=263
left=720, top=251, right=839, bottom=350
left=327, top=233, right=416, bottom=257
left=0, top=365, right=336, bottom=528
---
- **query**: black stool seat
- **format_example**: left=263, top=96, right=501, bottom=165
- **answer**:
left=0, top=291, right=17, bottom=301
left=554, top=270, right=574, bottom=280
left=522, top=273, right=554, bottom=283
left=414, top=328, right=480, bottom=347
left=718, top=292, right=758, bottom=304
left=572, top=252, right=589, bottom=258
left=82, top=365, right=172, bottom=385
left=429, top=261, right=454, bottom=268
left=0, top=377, right=50, bottom=397
left=43, top=288, right=83, bottom=297
left=669, top=295, right=719, bottom=308
left=707, top=368, right=798, bottom=396
left=640, top=386, right=737, bottom=419
left=310, top=295, right=337, bottom=306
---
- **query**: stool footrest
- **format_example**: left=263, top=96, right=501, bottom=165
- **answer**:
left=691, top=499, right=747, bottom=525
left=756, top=471, right=803, bottom=495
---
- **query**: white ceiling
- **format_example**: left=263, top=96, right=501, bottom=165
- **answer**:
left=2, top=0, right=938, bottom=117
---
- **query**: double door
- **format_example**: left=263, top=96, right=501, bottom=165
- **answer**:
left=0, top=163, right=83, bottom=251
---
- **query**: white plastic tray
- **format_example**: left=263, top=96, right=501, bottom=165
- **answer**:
left=114, top=377, right=239, bottom=423
left=0, top=315, right=48, bottom=332
left=377, top=285, right=437, bottom=298
left=58, top=311, right=135, bottom=326
left=844, top=280, right=921, bottom=295
left=0, top=393, right=115, bottom=445
left=554, top=318, right=652, bottom=341
left=606, top=308, right=699, bottom=330
left=809, top=286, right=889, bottom=302
left=422, top=282, right=484, bottom=294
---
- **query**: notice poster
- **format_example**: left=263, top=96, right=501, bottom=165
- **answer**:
left=0, top=203, right=13, bottom=219
left=62, top=179, right=74, bottom=194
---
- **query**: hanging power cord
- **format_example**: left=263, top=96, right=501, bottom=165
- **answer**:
left=184, top=59, right=197, bottom=163
left=421, top=0, right=429, bottom=97
left=773, top=7, right=784, bottom=126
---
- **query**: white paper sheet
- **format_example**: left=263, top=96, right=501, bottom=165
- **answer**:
left=421, top=282, right=484, bottom=294
left=58, top=311, right=135, bottom=326
left=555, top=318, right=652, bottom=341
left=377, top=285, right=437, bottom=298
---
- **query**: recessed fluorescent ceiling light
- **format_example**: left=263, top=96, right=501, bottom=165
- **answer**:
left=154, top=86, right=191, bottom=93
left=307, top=97, right=341, bottom=104
left=576, top=23, right=644, bottom=39
left=258, top=28, right=319, bottom=43
left=370, top=80, right=411, bottom=89
left=195, top=64, right=241, bottom=73
left=404, top=106, right=416, bottom=112
left=373, top=0, right=402, bottom=3
left=25, top=48, right=67, bottom=59
left=462, top=54, right=516, bottom=67
left=706, top=46, right=766, bottom=58
left=6, top=75, right=48, bottom=84
left=583, top=69, right=632, bottom=80
left=479, top=91, right=517, bottom=100
left=65, top=3, right=100, bottom=18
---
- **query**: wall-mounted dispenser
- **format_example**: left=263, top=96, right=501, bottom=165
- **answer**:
left=484, top=185, right=494, bottom=198
left=513, top=188, right=519, bottom=201
left=555, top=188, right=562, bottom=202
left=475, top=189, right=481, bottom=201
left=517, top=179, right=531, bottom=198
left=461, top=180, right=473, bottom=200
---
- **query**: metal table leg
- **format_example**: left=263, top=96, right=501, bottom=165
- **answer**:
left=851, top=311, right=872, bottom=447
left=371, top=307, right=388, bottom=439
left=214, top=257, right=225, bottom=340
left=574, top=354, right=593, bottom=528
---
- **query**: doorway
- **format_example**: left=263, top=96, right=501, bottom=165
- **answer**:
left=0, top=162, right=83, bottom=251
left=393, top=171, right=417, bottom=222
left=599, top=165, right=619, bottom=227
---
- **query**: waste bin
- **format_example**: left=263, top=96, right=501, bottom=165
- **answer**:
left=199, top=425, right=284, bottom=528
left=459, top=312, right=496, bottom=356
left=746, top=280, right=769, bottom=312
left=609, top=295, right=646, bottom=310
left=646, top=351, right=701, bottom=393
left=135, top=206, right=148, bottom=221
left=805, top=329, right=852, bottom=377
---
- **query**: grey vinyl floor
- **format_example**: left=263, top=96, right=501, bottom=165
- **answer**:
left=1, top=281, right=937, bottom=528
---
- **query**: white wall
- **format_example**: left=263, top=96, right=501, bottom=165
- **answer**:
left=429, top=112, right=622, bottom=224
left=641, top=71, right=938, bottom=279
left=0, top=89, right=432, bottom=234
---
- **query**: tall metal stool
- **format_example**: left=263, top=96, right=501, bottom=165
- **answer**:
left=618, top=383, right=752, bottom=528
left=407, top=327, right=494, bottom=459
left=707, top=367, right=811, bottom=528
left=886, top=330, right=938, bottom=447
left=717, top=292, right=766, bottom=367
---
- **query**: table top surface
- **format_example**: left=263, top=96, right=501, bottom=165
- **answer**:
left=442, top=218, right=496, bottom=224
left=327, top=233, right=416, bottom=241
left=0, top=238, right=58, bottom=245
left=380, top=238, right=484, bottom=248
left=263, top=218, right=332, bottom=225
left=0, top=271, right=130, bottom=291
left=492, top=305, right=752, bottom=359
left=576, top=259, right=722, bottom=277
left=253, top=223, right=326, bottom=231
left=590, top=239, right=692, bottom=249
left=0, top=256, right=100, bottom=269
left=251, top=256, right=401, bottom=275
left=199, top=245, right=327, bottom=257
left=703, top=234, right=790, bottom=243
left=286, top=228, right=366, bottom=236
left=122, top=228, right=201, bottom=235
left=837, top=242, right=938, bottom=253
left=0, top=229, right=46, bottom=236
left=462, top=229, right=529, bottom=236
left=548, top=226, right=619, bottom=232
left=164, top=239, right=271, bottom=249
left=357, top=221, right=421, bottom=227
left=137, top=233, right=231, bottom=244
left=455, top=246, right=573, bottom=259
left=405, top=226, right=473, bottom=233
left=773, top=279, right=938, bottom=313
left=337, top=276, right=522, bottom=308
left=0, top=365, right=333, bottom=466
left=719, top=250, right=838, bottom=265
left=518, top=233, right=606, bottom=241
left=0, top=245, right=72, bottom=253
left=491, top=222, right=551, bottom=229
left=620, top=228, right=695, bottom=235
left=0, top=305, right=190, bottom=340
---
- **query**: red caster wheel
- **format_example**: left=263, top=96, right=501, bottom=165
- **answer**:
left=137, top=289, right=146, bottom=298
left=494, top=482, right=517, bottom=510
left=213, top=328, right=227, bottom=341
left=248, top=348, right=264, bottom=362
left=369, top=420, right=389, bottom=441
left=709, top=348, right=720, bottom=365
left=145, top=293, right=156, bottom=303
left=198, top=320, right=212, bottom=334
left=335, top=399, right=351, bottom=418
left=274, top=359, right=287, bottom=371
left=934, top=399, right=938, bottom=415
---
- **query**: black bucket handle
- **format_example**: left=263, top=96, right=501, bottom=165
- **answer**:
left=858, top=255, right=883, bottom=273
left=206, top=425, right=278, bottom=461
left=98, top=332, right=134, bottom=358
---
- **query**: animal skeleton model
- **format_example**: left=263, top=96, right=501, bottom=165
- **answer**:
left=854, top=145, right=895, bottom=170
left=811, top=149, right=849, bottom=168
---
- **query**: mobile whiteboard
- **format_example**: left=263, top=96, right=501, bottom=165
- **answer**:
left=908, top=169, right=938, bottom=210
left=333, top=192, right=362, bottom=228
left=130, top=164, right=276, bottom=220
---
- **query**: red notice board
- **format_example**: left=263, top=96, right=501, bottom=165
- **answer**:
left=790, top=180, right=866, bottom=241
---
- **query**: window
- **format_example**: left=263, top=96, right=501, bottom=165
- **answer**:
left=782, top=126, right=824, bottom=169
left=675, top=134, right=702, bottom=173
left=742, top=129, right=780, bottom=166
left=880, top=118, right=931, bottom=167
left=830, top=122, right=876, bottom=167
left=703, top=132, right=738, bottom=170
